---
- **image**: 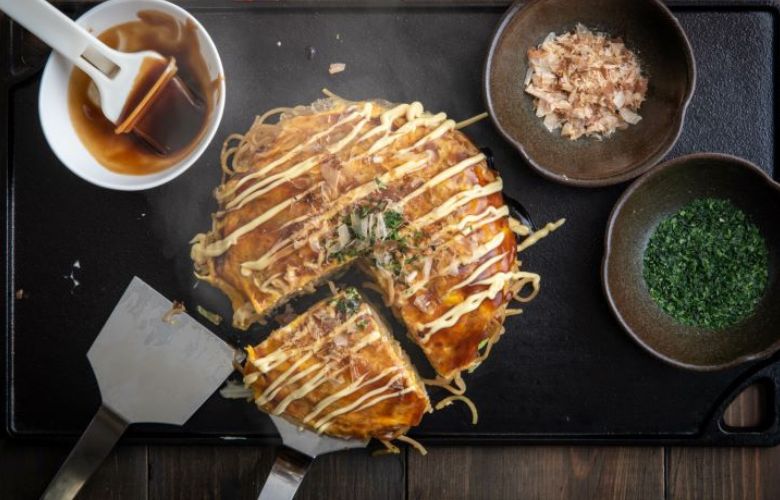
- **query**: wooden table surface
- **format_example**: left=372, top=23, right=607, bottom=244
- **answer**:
left=2, top=386, right=779, bottom=500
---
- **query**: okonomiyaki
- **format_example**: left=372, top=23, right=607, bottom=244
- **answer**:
left=193, top=94, right=563, bottom=405
left=241, top=288, right=430, bottom=445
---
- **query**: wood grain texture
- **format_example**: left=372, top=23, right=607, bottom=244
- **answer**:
left=668, top=447, right=780, bottom=500
left=668, top=383, right=780, bottom=500
left=148, top=445, right=270, bottom=500
left=408, top=446, right=663, bottom=500
left=148, top=445, right=404, bottom=500
left=0, top=441, right=147, bottom=500
left=0, top=384, right=777, bottom=500
left=297, top=448, right=404, bottom=500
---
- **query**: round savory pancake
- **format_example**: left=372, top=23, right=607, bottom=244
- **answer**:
left=192, top=97, right=539, bottom=381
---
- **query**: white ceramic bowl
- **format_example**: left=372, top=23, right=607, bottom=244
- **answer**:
left=39, top=0, right=225, bottom=191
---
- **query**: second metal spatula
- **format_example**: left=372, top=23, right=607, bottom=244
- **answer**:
left=258, top=415, right=368, bottom=500
left=41, top=277, right=235, bottom=500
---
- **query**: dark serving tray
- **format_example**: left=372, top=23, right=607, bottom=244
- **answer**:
left=2, top=0, right=779, bottom=446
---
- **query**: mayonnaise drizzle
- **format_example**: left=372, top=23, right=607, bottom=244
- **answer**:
left=312, top=374, right=413, bottom=432
left=395, top=153, right=485, bottom=208
left=258, top=359, right=325, bottom=408
left=425, top=206, right=509, bottom=261
left=234, top=102, right=413, bottom=223
left=251, top=312, right=362, bottom=373
left=255, top=352, right=315, bottom=406
left=449, top=252, right=508, bottom=292
left=456, top=205, right=510, bottom=234
left=225, top=104, right=378, bottom=215
left=366, top=112, right=446, bottom=155
left=352, top=330, right=382, bottom=351
left=271, top=365, right=336, bottom=415
left=303, top=366, right=400, bottom=424
left=447, top=232, right=506, bottom=273
left=239, top=156, right=429, bottom=274
left=266, top=330, right=383, bottom=415
left=206, top=100, right=491, bottom=284
left=226, top=156, right=322, bottom=211
left=517, top=218, right=566, bottom=253
left=358, top=102, right=420, bottom=144
left=327, top=103, right=373, bottom=153
left=410, top=179, right=503, bottom=229
left=201, top=182, right=321, bottom=258
left=402, top=231, right=507, bottom=300
left=418, top=270, right=517, bottom=342
left=422, top=205, right=510, bottom=249
left=244, top=296, right=405, bottom=419
left=220, top=104, right=369, bottom=199
left=201, top=100, right=561, bottom=370
left=399, top=119, right=456, bottom=153
left=215, top=102, right=452, bottom=268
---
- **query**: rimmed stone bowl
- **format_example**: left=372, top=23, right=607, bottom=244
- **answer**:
left=484, top=0, right=696, bottom=187
left=603, top=153, right=780, bottom=371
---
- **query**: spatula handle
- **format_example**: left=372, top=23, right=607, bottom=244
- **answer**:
left=0, top=0, right=114, bottom=84
left=258, top=446, right=314, bottom=500
left=40, top=403, right=128, bottom=500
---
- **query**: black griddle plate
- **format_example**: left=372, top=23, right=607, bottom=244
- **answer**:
left=2, top=0, right=779, bottom=445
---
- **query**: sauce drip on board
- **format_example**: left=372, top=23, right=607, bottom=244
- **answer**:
left=67, top=10, right=220, bottom=175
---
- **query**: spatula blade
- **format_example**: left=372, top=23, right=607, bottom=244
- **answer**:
left=270, top=415, right=367, bottom=457
left=87, top=276, right=234, bottom=425
left=257, top=416, right=368, bottom=500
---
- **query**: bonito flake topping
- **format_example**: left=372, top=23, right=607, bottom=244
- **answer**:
left=524, top=24, right=648, bottom=140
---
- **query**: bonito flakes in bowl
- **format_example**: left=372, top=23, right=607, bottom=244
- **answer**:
left=484, top=0, right=696, bottom=187
left=525, top=24, right=648, bottom=141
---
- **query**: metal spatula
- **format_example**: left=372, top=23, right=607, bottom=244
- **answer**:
left=41, top=277, right=235, bottom=500
left=258, top=415, right=368, bottom=500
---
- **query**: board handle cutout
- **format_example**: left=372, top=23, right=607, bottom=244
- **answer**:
left=721, top=379, right=774, bottom=431
left=705, top=361, right=780, bottom=445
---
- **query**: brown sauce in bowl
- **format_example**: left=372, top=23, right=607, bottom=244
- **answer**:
left=67, top=10, right=220, bottom=175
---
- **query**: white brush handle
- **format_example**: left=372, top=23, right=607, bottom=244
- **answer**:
left=0, top=0, right=115, bottom=84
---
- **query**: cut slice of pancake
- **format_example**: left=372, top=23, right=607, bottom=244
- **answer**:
left=241, top=288, right=431, bottom=441
left=193, top=96, right=551, bottom=382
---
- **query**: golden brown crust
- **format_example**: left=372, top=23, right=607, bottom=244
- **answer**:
left=192, top=98, right=521, bottom=380
left=375, top=138, right=517, bottom=378
left=242, top=290, right=430, bottom=441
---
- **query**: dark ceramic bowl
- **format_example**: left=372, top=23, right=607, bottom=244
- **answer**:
left=484, top=0, right=696, bottom=187
left=603, top=154, right=780, bottom=371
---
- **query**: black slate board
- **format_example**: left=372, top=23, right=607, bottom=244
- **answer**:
left=2, top=0, right=779, bottom=445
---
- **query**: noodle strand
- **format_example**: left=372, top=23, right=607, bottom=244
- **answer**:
left=397, top=434, right=428, bottom=455
left=374, top=439, right=401, bottom=456
left=435, top=395, right=479, bottom=425
left=454, top=111, right=489, bottom=129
